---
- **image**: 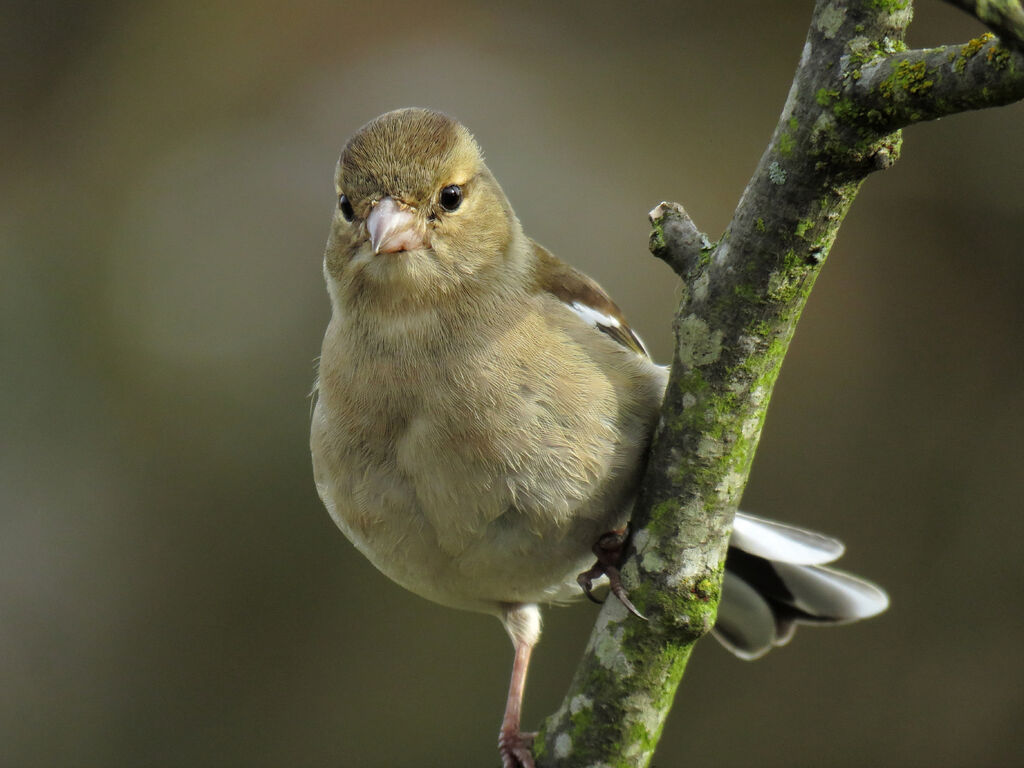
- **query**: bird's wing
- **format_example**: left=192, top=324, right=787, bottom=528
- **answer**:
left=531, top=241, right=651, bottom=357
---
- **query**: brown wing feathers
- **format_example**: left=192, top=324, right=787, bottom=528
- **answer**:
left=531, top=242, right=649, bottom=357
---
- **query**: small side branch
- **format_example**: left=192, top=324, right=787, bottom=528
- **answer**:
left=648, top=202, right=712, bottom=279
left=850, top=35, right=1024, bottom=133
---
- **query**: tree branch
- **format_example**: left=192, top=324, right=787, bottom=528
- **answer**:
left=646, top=201, right=713, bottom=280
left=533, top=1, right=1023, bottom=765
left=848, top=36, right=1024, bottom=134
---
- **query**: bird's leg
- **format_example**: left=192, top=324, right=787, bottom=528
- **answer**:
left=498, top=638, right=535, bottom=768
left=576, top=528, right=646, bottom=620
left=498, top=604, right=539, bottom=768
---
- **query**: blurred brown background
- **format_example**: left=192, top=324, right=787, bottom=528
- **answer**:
left=3, top=1, right=1022, bottom=766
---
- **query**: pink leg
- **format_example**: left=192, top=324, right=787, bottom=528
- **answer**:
left=499, top=605, right=539, bottom=768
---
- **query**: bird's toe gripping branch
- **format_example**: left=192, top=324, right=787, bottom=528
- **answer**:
left=577, top=529, right=647, bottom=620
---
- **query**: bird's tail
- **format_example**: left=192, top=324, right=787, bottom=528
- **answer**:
left=712, top=511, right=889, bottom=660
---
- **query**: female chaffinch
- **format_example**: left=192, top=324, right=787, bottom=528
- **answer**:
left=310, top=108, right=887, bottom=768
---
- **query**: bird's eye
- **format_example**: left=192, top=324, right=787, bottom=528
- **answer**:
left=438, top=184, right=463, bottom=212
left=338, top=194, right=355, bottom=222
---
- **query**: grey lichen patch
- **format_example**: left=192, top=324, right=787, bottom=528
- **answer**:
left=626, top=692, right=664, bottom=741
left=816, top=2, right=846, bottom=39
left=606, top=587, right=631, bottom=621
left=676, top=315, right=723, bottom=367
left=621, top=702, right=658, bottom=760
left=692, top=270, right=711, bottom=302
left=733, top=333, right=762, bottom=360
left=553, top=733, right=572, bottom=759
left=749, top=383, right=768, bottom=409
left=768, top=161, right=788, bottom=185
left=696, top=434, right=725, bottom=462
left=715, top=470, right=747, bottom=504
left=799, top=40, right=812, bottom=69
left=569, top=694, right=593, bottom=715
left=741, top=410, right=763, bottom=441
left=621, top=713, right=657, bottom=761
left=664, top=546, right=702, bottom=590
left=634, top=528, right=668, bottom=574
left=631, top=527, right=651, bottom=556
left=593, top=622, right=635, bottom=677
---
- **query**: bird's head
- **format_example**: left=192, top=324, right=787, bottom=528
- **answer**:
left=324, top=108, right=524, bottom=314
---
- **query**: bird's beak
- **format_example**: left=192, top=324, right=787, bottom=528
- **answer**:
left=367, top=196, right=426, bottom=254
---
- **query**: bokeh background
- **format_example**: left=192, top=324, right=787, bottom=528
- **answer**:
left=3, top=1, right=1023, bottom=766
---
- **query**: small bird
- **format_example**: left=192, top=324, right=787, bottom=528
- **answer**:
left=310, top=108, right=888, bottom=768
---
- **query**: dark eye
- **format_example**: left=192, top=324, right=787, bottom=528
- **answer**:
left=338, top=194, right=354, bottom=222
left=438, top=184, right=463, bottom=212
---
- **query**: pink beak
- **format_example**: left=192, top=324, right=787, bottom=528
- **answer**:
left=367, top=196, right=426, bottom=254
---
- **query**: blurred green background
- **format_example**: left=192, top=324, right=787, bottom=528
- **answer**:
left=3, top=1, right=1023, bottom=766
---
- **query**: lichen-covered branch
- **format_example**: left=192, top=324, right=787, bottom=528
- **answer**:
left=533, top=1, right=1023, bottom=766
left=945, top=0, right=1024, bottom=51
left=847, top=35, right=1024, bottom=134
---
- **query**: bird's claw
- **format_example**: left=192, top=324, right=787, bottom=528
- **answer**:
left=499, top=729, right=536, bottom=768
left=576, top=566, right=605, bottom=604
left=577, top=530, right=647, bottom=620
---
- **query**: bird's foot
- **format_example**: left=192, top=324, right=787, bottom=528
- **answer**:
left=576, top=530, right=646, bottom=620
left=498, top=728, right=536, bottom=768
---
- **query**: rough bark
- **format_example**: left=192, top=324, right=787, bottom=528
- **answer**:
left=534, top=1, right=1024, bottom=766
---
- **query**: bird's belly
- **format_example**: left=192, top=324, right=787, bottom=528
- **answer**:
left=311, top=403, right=626, bottom=614
left=314, top=458, right=603, bottom=613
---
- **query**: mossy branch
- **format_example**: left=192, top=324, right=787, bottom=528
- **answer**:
left=848, top=36, right=1024, bottom=133
left=534, top=1, right=1022, bottom=766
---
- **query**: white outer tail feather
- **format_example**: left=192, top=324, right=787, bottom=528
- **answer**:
left=714, top=511, right=889, bottom=660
